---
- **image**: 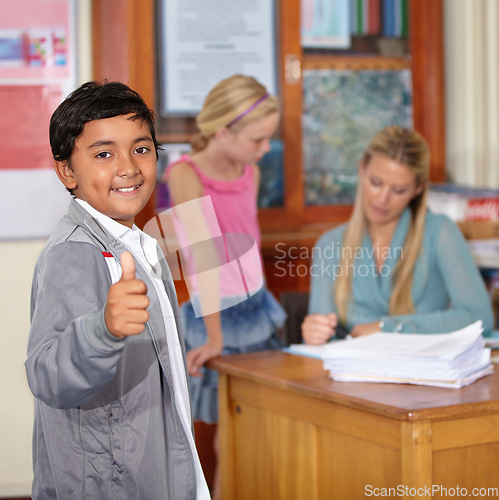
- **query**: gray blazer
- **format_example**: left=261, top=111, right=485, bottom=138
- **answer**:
left=26, top=199, right=197, bottom=499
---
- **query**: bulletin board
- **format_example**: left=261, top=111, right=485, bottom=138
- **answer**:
left=0, top=0, right=76, bottom=239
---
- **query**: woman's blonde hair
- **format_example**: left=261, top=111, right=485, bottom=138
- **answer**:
left=191, top=74, right=279, bottom=152
left=335, top=126, right=430, bottom=324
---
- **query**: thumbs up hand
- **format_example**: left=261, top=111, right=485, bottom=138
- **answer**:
left=105, top=251, right=150, bottom=338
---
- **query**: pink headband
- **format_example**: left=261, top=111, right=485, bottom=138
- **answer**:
left=227, top=93, right=270, bottom=127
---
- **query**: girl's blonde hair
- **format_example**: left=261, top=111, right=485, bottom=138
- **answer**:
left=335, top=126, right=430, bottom=324
left=191, top=74, right=279, bottom=152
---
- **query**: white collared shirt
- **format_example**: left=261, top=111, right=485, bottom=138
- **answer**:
left=75, top=199, right=210, bottom=499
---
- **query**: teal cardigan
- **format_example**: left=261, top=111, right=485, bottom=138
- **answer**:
left=308, top=209, right=494, bottom=335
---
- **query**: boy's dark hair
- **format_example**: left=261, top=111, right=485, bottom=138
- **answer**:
left=50, top=81, right=160, bottom=164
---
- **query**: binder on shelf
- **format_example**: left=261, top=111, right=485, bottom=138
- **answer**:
left=400, top=0, right=409, bottom=37
left=382, top=0, right=396, bottom=36
left=367, top=0, right=381, bottom=35
left=350, top=0, right=406, bottom=38
left=351, top=0, right=381, bottom=36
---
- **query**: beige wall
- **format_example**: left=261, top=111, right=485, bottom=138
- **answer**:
left=0, top=0, right=496, bottom=496
left=0, top=1, right=92, bottom=496
left=0, top=241, right=45, bottom=496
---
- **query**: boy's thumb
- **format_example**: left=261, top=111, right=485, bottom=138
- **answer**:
left=120, top=251, right=136, bottom=281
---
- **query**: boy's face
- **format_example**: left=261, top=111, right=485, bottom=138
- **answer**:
left=56, top=114, right=157, bottom=228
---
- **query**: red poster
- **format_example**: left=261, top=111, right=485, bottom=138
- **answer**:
left=0, top=85, right=64, bottom=169
left=0, top=0, right=75, bottom=170
left=0, top=0, right=76, bottom=239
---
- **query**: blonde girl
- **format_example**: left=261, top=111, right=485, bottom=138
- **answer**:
left=165, top=74, right=286, bottom=499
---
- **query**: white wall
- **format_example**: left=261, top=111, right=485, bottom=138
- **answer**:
left=0, top=1, right=92, bottom=496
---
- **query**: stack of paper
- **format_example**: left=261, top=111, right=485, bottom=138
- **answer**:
left=287, top=321, right=493, bottom=388
left=466, top=238, right=499, bottom=268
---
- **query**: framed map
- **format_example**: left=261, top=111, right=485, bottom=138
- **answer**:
left=258, top=139, right=284, bottom=208
left=302, top=68, right=413, bottom=206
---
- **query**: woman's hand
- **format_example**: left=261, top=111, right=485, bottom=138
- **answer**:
left=301, top=313, right=338, bottom=345
left=186, top=338, right=223, bottom=377
left=350, top=322, right=380, bottom=337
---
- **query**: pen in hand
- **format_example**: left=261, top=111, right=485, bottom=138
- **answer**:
left=334, top=323, right=350, bottom=340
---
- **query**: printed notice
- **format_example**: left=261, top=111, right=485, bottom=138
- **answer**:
left=159, top=0, right=277, bottom=115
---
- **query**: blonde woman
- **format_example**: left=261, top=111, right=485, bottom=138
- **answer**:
left=302, top=126, right=494, bottom=344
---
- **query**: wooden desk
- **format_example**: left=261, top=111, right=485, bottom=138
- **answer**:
left=211, top=351, right=499, bottom=499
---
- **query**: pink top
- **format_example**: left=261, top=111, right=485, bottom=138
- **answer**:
left=164, top=154, right=263, bottom=299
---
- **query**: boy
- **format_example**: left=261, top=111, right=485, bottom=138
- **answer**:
left=25, top=81, right=210, bottom=499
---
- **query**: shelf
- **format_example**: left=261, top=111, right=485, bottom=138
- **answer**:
left=303, top=54, right=411, bottom=71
